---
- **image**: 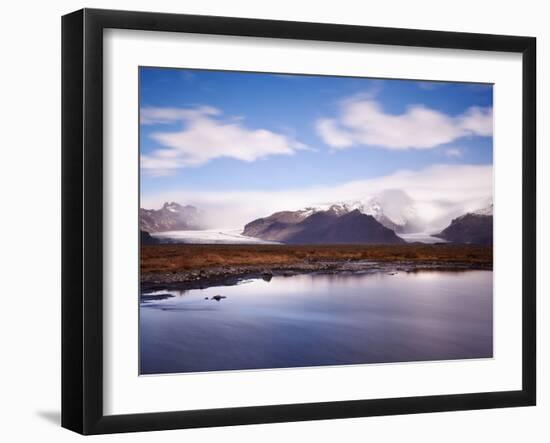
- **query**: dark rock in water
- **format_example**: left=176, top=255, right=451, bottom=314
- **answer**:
left=204, top=297, right=209, bottom=300
left=262, top=271, right=273, bottom=282
left=211, top=295, right=227, bottom=302
left=141, top=293, right=174, bottom=301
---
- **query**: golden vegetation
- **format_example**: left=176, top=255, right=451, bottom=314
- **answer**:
left=141, top=244, right=492, bottom=274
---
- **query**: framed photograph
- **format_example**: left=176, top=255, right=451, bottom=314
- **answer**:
left=62, top=8, right=536, bottom=435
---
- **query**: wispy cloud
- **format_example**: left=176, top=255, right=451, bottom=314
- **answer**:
left=445, top=148, right=463, bottom=158
left=142, top=164, right=492, bottom=230
left=141, top=106, right=308, bottom=176
left=316, top=97, right=493, bottom=150
left=140, top=105, right=220, bottom=125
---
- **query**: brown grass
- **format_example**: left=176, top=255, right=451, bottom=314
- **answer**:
left=141, top=244, right=492, bottom=274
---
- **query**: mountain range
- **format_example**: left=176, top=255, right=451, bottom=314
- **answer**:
left=139, top=199, right=493, bottom=246
left=139, top=202, right=204, bottom=233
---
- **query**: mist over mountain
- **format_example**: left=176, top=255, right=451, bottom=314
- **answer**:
left=243, top=189, right=423, bottom=240
left=141, top=163, right=493, bottom=236
left=139, top=202, right=205, bottom=233
left=243, top=206, right=405, bottom=245
left=356, top=190, right=423, bottom=233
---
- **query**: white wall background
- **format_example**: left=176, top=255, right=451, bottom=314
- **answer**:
left=0, top=1, right=545, bottom=441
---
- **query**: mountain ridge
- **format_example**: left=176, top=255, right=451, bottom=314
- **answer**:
left=140, top=202, right=205, bottom=233
left=434, top=204, right=493, bottom=245
left=243, top=207, right=405, bottom=245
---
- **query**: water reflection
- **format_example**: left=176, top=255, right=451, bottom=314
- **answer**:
left=140, top=270, right=493, bottom=375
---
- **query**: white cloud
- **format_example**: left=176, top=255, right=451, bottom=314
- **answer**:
left=445, top=148, right=463, bottom=158
left=316, top=97, right=493, bottom=150
left=316, top=119, right=354, bottom=148
left=142, top=164, right=492, bottom=231
left=140, top=105, right=220, bottom=125
left=141, top=106, right=308, bottom=175
left=458, top=106, right=494, bottom=136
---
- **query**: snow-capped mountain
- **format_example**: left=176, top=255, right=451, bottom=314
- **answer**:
left=434, top=203, right=493, bottom=245
left=276, top=190, right=423, bottom=234
left=242, top=206, right=405, bottom=245
left=140, top=202, right=205, bottom=233
left=472, top=203, right=493, bottom=216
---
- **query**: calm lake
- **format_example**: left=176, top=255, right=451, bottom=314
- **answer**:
left=140, top=270, right=493, bottom=375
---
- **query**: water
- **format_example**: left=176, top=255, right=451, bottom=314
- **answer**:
left=140, top=270, right=492, bottom=375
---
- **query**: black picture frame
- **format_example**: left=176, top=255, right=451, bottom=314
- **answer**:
left=62, top=8, right=536, bottom=435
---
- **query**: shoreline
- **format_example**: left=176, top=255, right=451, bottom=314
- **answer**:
left=140, top=243, right=492, bottom=293
left=141, top=259, right=492, bottom=293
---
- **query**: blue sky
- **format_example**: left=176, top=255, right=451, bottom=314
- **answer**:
left=139, top=67, right=493, bottom=227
